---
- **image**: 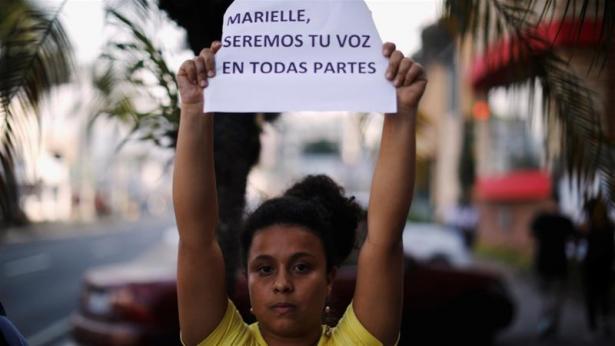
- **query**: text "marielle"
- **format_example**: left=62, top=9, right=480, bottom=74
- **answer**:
left=227, top=9, right=309, bottom=26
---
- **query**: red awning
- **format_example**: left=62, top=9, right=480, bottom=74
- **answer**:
left=477, top=170, right=551, bottom=202
left=471, top=20, right=603, bottom=89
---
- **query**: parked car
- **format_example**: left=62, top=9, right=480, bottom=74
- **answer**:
left=402, top=222, right=472, bottom=267
left=71, top=227, right=514, bottom=346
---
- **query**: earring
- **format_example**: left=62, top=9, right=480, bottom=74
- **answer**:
left=250, top=307, right=253, bottom=314
left=324, top=305, right=332, bottom=337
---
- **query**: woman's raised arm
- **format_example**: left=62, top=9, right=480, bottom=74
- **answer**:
left=173, top=41, right=227, bottom=346
left=353, top=42, right=427, bottom=345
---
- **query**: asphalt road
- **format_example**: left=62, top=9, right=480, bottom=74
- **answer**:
left=478, top=261, right=614, bottom=346
left=0, top=217, right=174, bottom=346
left=3, top=219, right=611, bottom=346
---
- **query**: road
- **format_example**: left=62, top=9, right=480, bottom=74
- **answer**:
left=478, top=260, right=614, bottom=346
left=0, top=217, right=175, bottom=346
left=2, top=219, right=611, bottom=346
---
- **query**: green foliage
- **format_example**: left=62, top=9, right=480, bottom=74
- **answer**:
left=90, top=1, right=179, bottom=151
left=475, top=242, right=532, bottom=271
left=302, top=139, right=339, bottom=156
left=0, top=0, right=73, bottom=226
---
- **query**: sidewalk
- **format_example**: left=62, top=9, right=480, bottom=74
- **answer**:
left=476, top=259, right=613, bottom=346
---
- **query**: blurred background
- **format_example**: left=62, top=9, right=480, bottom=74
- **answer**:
left=0, top=0, right=614, bottom=345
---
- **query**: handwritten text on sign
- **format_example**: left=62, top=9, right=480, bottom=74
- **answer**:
left=204, top=0, right=396, bottom=113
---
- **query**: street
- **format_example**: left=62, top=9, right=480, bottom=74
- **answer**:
left=482, top=261, right=613, bottom=346
left=0, top=217, right=174, bottom=346
left=2, top=219, right=612, bottom=346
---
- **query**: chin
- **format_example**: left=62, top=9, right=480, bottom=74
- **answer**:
left=267, top=318, right=310, bottom=337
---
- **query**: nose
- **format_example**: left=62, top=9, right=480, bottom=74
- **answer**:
left=273, top=271, right=294, bottom=293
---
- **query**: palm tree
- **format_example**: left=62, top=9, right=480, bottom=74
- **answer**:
left=94, top=0, right=274, bottom=293
left=157, top=0, right=280, bottom=292
left=0, top=0, right=73, bottom=227
left=442, top=0, right=615, bottom=202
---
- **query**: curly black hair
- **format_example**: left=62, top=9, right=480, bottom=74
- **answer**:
left=241, top=175, right=364, bottom=273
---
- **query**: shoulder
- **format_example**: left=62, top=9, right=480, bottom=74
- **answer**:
left=532, top=213, right=547, bottom=227
left=0, top=315, right=28, bottom=346
left=183, top=299, right=259, bottom=346
left=323, top=303, right=391, bottom=346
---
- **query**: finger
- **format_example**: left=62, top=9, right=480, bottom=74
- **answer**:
left=200, top=47, right=216, bottom=78
left=395, top=58, right=412, bottom=87
left=386, top=50, right=403, bottom=81
left=403, top=63, right=425, bottom=86
left=382, top=42, right=396, bottom=58
left=178, top=60, right=198, bottom=85
left=193, top=55, right=207, bottom=88
left=211, top=40, right=222, bottom=54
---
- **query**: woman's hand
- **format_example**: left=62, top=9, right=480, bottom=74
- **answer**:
left=177, top=41, right=222, bottom=107
left=383, top=42, right=427, bottom=114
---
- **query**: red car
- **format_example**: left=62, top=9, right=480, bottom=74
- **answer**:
left=71, top=234, right=514, bottom=346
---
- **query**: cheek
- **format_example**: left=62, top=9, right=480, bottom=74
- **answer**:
left=298, top=273, right=330, bottom=304
left=247, top=276, right=268, bottom=307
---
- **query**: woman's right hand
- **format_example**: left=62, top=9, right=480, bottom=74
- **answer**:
left=177, top=41, right=222, bottom=106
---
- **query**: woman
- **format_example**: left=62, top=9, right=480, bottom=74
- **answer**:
left=174, top=40, right=426, bottom=346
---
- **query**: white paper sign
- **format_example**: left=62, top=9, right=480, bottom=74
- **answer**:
left=204, top=0, right=396, bottom=113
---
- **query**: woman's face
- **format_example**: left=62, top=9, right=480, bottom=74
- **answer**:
left=247, top=224, right=334, bottom=339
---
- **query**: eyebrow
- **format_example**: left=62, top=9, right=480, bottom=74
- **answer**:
left=250, top=252, right=316, bottom=263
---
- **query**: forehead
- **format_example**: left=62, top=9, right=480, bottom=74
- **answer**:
left=248, top=225, right=324, bottom=261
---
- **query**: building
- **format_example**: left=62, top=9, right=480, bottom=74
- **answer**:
left=468, top=5, right=612, bottom=252
left=414, top=2, right=612, bottom=252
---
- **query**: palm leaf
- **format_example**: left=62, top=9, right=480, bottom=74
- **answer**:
left=89, top=2, right=180, bottom=151
left=0, top=0, right=73, bottom=226
left=443, top=0, right=615, bottom=203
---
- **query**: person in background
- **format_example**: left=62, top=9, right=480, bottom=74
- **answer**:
left=443, top=198, right=478, bottom=250
left=0, top=301, right=28, bottom=346
left=581, top=196, right=614, bottom=338
left=530, top=198, right=576, bottom=339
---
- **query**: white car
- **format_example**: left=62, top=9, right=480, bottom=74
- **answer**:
left=403, top=223, right=472, bottom=267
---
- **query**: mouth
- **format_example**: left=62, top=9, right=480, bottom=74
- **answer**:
left=270, top=303, right=297, bottom=315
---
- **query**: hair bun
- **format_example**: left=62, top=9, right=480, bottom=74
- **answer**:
left=284, top=175, right=364, bottom=265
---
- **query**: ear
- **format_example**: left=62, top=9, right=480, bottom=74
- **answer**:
left=326, top=267, right=337, bottom=294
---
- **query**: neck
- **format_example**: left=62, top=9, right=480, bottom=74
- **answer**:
left=259, top=324, right=321, bottom=346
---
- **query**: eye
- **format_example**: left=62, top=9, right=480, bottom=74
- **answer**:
left=257, top=265, right=274, bottom=276
left=293, top=263, right=311, bottom=274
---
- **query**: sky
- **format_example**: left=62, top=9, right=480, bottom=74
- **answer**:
left=41, top=0, right=441, bottom=65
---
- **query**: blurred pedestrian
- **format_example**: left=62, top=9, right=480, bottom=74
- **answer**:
left=0, top=301, right=28, bottom=346
left=530, top=199, right=575, bottom=339
left=443, top=201, right=478, bottom=249
left=581, top=197, right=614, bottom=338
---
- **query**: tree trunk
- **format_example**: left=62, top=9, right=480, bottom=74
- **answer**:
left=0, top=139, right=29, bottom=230
left=159, top=0, right=264, bottom=294
left=213, top=115, right=261, bottom=294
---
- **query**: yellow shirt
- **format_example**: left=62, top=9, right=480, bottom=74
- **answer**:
left=189, top=299, right=385, bottom=345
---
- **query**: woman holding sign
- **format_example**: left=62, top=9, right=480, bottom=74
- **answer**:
left=174, top=40, right=426, bottom=346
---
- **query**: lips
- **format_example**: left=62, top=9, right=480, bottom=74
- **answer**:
left=270, top=303, right=297, bottom=314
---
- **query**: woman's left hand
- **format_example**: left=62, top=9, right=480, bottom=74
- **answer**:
left=383, top=42, right=427, bottom=114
